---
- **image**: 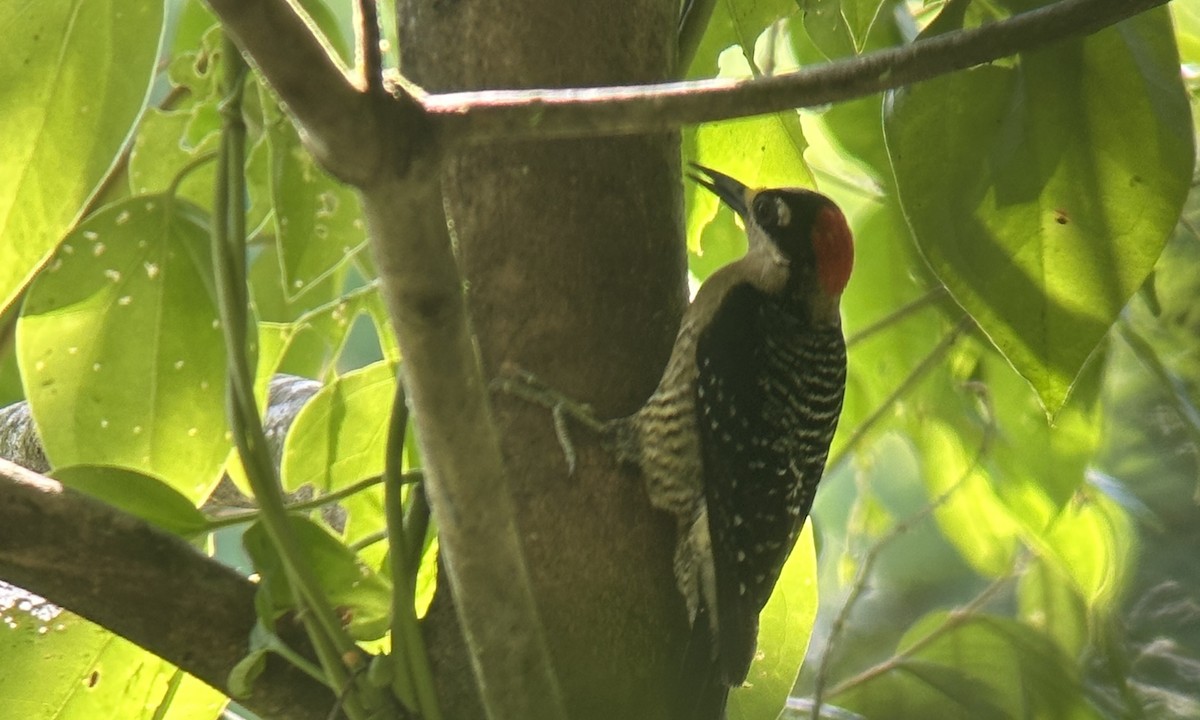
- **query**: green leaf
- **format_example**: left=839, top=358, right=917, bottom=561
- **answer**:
left=883, top=9, right=1192, bottom=414
left=1037, top=487, right=1134, bottom=613
left=1017, top=557, right=1089, bottom=657
left=0, top=0, right=164, bottom=313
left=262, top=89, right=366, bottom=301
left=915, top=419, right=1019, bottom=577
left=18, top=197, right=230, bottom=502
left=0, top=603, right=225, bottom=720
left=799, top=0, right=860, bottom=58
left=728, top=522, right=818, bottom=720
left=281, top=360, right=397, bottom=492
left=685, top=0, right=796, bottom=79
left=244, top=515, right=392, bottom=640
left=52, top=465, right=209, bottom=538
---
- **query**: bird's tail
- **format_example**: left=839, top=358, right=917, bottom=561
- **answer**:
left=675, top=607, right=730, bottom=720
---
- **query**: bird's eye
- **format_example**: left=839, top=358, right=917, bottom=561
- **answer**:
left=752, top=194, right=791, bottom=228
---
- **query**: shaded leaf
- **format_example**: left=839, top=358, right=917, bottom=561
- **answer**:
left=244, top=515, right=392, bottom=641
left=884, top=10, right=1192, bottom=414
left=52, top=464, right=208, bottom=538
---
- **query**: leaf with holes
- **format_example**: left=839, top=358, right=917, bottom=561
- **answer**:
left=18, top=197, right=230, bottom=502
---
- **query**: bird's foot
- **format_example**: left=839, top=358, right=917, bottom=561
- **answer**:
left=491, top=364, right=607, bottom=475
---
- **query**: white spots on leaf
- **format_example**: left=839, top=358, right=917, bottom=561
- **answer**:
left=92, top=362, right=102, bottom=372
left=92, top=242, right=106, bottom=257
left=103, top=269, right=120, bottom=282
left=200, top=380, right=210, bottom=390
left=174, top=360, right=185, bottom=370
left=143, top=262, right=160, bottom=279
left=100, top=419, right=109, bottom=429
left=211, top=319, right=220, bottom=330
left=61, top=243, right=75, bottom=255
left=115, top=210, right=131, bottom=225
left=117, top=296, right=132, bottom=306
left=187, top=427, right=198, bottom=437
left=82, top=231, right=98, bottom=242
left=47, top=258, right=62, bottom=273
left=67, top=347, right=77, bottom=355
left=316, top=191, right=338, bottom=218
left=132, top=425, right=143, bottom=435
left=34, top=360, right=45, bottom=372
left=144, top=201, right=156, bottom=212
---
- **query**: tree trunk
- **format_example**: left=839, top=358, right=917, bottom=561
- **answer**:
left=397, top=2, right=689, bottom=717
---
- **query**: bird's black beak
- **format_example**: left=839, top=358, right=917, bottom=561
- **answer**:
left=689, top=164, right=750, bottom=219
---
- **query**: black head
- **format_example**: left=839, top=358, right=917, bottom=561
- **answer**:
left=690, top=164, right=854, bottom=299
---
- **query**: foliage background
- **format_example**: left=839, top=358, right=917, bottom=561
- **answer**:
left=1, top=0, right=1198, bottom=719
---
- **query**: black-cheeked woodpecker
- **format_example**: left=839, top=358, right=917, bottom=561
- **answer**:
left=499, top=165, right=853, bottom=719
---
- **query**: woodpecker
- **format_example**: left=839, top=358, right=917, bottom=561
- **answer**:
left=497, top=165, right=853, bottom=718
left=609, top=165, right=853, bottom=717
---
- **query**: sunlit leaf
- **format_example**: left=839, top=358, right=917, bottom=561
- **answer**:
left=262, top=89, right=366, bottom=301
left=0, top=0, right=163, bottom=313
left=686, top=48, right=813, bottom=264
left=281, top=360, right=397, bottom=492
left=0, top=603, right=225, bottom=720
left=915, top=420, right=1019, bottom=577
left=18, top=197, right=230, bottom=502
left=884, top=9, right=1192, bottom=414
left=685, top=0, right=796, bottom=78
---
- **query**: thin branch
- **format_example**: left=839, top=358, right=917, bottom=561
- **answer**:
left=424, top=0, right=1167, bottom=143
left=203, top=0, right=380, bottom=185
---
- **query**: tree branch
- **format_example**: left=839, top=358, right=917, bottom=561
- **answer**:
left=425, top=0, right=1167, bottom=143
left=203, top=0, right=380, bottom=185
left=0, top=459, right=342, bottom=720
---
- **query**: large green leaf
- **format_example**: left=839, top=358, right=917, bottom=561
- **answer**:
left=18, top=197, right=230, bottom=502
left=884, top=9, right=1192, bottom=414
left=0, top=602, right=224, bottom=720
left=0, top=0, right=163, bottom=313
left=728, top=522, right=818, bottom=720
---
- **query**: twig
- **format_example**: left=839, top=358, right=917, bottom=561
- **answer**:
left=424, top=0, right=1168, bottom=144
